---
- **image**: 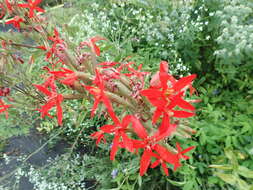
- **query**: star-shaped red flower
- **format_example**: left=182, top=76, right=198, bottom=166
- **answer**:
left=92, top=115, right=135, bottom=160
left=48, top=67, right=78, bottom=86
left=34, top=76, right=64, bottom=126
left=0, top=99, right=11, bottom=119
left=130, top=115, right=177, bottom=176
left=18, top=0, right=45, bottom=18
left=82, top=69, right=118, bottom=123
left=141, top=61, right=196, bottom=123
left=5, top=16, right=25, bottom=31
left=173, top=142, right=195, bottom=171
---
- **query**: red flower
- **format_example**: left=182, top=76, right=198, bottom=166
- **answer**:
left=0, top=99, right=11, bottom=119
left=79, top=36, right=106, bottom=56
left=49, top=67, right=78, bottom=86
left=151, top=145, right=177, bottom=176
left=110, top=61, right=148, bottom=87
left=48, top=28, right=65, bottom=45
left=124, top=63, right=150, bottom=86
left=141, top=61, right=196, bottom=123
left=5, top=16, right=25, bottom=31
left=129, top=115, right=177, bottom=176
left=91, top=131, right=106, bottom=145
left=98, top=62, right=120, bottom=69
left=18, top=0, right=45, bottom=18
left=92, top=115, right=136, bottom=160
left=36, top=45, right=47, bottom=51
left=173, top=142, right=195, bottom=171
left=82, top=69, right=118, bottom=123
left=34, top=76, right=63, bottom=126
left=4, top=0, right=13, bottom=13
left=43, top=28, right=66, bottom=61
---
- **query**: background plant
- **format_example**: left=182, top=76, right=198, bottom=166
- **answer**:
left=0, top=0, right=252, bottom=189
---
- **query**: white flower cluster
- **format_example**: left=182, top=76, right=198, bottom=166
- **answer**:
left=5, top=154, right=87, bottom=190
left=214, top=0, right=253, bottom=63
left=22, top=166, right=68, bottom=190
left=66, top=1, right=193, bottom=74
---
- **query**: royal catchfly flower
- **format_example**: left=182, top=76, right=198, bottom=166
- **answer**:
left=141, top=61, right=196, bottom=124
left=18, top=0, right=45, bottom=18
left=79, top=36, right=106, bottom=56
left=33, top=76, right=63, bottom=126
left=5, top=16, right=25, bottom=31
left=0, top=99, right=11, bottom=119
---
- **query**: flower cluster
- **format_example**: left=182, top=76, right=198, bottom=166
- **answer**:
left=0, top=99, right=11, bottom=118
left=3, top=0, right=44, bottom=31
left=214, top=0, right=253, bottom=65
left=0, top=0, right=199, bottom=177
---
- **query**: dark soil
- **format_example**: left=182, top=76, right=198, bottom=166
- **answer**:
left=0, top=128, right=69, bottom=190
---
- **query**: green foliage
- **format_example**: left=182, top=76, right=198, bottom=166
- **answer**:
left=0, top=110, right=32, bottom=139
left=210, top=149, right=253, bottom=190
left=1, top=0, right=253, bottom=189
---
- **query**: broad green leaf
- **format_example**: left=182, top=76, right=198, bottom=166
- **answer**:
left=237, top=178, right=250, bottom=190
left=238, top=166, right=253, bottom=179
left=224, top=148, right=238, bottom=167
left=183, top=181, right=194, bottom=190
left=215, top=173, right=237, bottom=186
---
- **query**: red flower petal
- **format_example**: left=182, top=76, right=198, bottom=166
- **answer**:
left=153, top=116, right=176, bottom=142
left=181, top=146, right=195, bottom=155
left=161, top=162, right=169, bottom=176
left=169, top=92, right=195, bottom=111
left=56, top=94, right=63, bottom=126
left=150, top=160, right=160, bottom=168
left=140, top=149, right=152, bottom=176
left=129, top=116, right=148, bottom=139
left=100, top=124, right=115, bottom=133
left=173, top=74, right=196, bottom=92
left=172, top=110, right=195, bottom=118
left=110, top=134, right=120, bottom=160
left=154, top=145, right=171, bottom=161
left=159, top=61, right=169, bottom=89
left=33, top=84, right=52, bottom=96
left=152, top=108, right=163, bottom=124
left=121, top=132, right=133, bottom=152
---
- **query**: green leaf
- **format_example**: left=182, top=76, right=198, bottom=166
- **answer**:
left=208, top=176, right=220, bottom=184
left=167, top=178, right=186, bottom=186
left=209, top=165, right=233, bottom=170
left=224, top=148, right=238, bottom=167
left=183, top=181, right=194, bottom=190
left=237, top=178, right=250, bottom=190
left=248, top=90, right=253, bottom=94
left=138, top=175, right=142, bottom=187
left=215, top=173, right=237, bottom=186
left=238, top=166, right=253, bottom=179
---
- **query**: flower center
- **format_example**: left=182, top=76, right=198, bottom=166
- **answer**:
left=163, top=88, right=174, bottom=106
left=164, top=88, right=174, bottom=97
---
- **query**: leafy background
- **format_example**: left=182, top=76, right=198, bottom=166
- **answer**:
left=0, top=0, right=253, bottom=189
